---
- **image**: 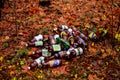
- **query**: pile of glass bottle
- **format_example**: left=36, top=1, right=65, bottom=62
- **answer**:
left=26, top=25, right=88, bottom=70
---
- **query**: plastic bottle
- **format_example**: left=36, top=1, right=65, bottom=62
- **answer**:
left=28, top=56, right=45, bottom=70
left=26, top=41, right=43, bottom=47
left=31, top=34, right=43, bottom=42
left=42, top=59, right=62, bottom=68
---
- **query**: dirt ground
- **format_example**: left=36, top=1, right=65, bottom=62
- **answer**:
left=0, top=0, right=120, bottom=80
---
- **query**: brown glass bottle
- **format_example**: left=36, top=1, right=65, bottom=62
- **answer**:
left=32, top=49, right=51, bottom=57
left=28, top=56, right=45, bottom=70
left=75, top=36, right=87, bottom=48
left=65, top=47, right=83, bottom=59
left=60, top=31, right=68, bottom=40
left=58, top=25, right=68, bottom=32
left=31, top=34, right=43, bottom=42
left=66, top=28, right=73, bottom=36
left=48, top=34, right=59, bottom=45
left=26, top=41, right=43, bottom=47
left=49, top=51, right=66, bottom=59
left=68, top=36, right=75, bottom=45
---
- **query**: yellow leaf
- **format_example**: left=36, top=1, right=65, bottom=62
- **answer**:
left=91, top=42, right=95, bottom=46
left=102, top=15, right=106, bottom=19
left=10, top=71, right=15, bottom=76
left=0, top=57, right=3, bottom=62
left=75, top=74, right=78, bottom=78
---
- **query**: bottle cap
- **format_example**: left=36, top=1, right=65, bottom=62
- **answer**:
left=27, top=67, right=31, bottom=70
left=35, top=34, right=43, bottom=41
left=26, top=44, right=28, bottom=47
left=78, top=47, right=83, bottom=54
left=32, top=52, right=35, bottom=54
left=54, top=34, right=59, bottom=40
left=68, top=28, right=73, bottom=33
left=61, top=25, right=68, bottom=30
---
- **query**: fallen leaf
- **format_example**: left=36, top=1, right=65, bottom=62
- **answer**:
left=88, top=74, right=100, bottom=80
left=52, top=66, right=68, bottom=75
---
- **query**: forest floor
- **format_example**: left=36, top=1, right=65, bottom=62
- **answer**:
left=0, top=0, right=120, bottom=80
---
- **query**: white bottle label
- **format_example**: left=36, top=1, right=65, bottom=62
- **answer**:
left=42, top=49, right=51, bottom=57
left=74, top=49, right=79, bottom=56
left=35, top=34, right=43, bottom=41
left=35, top=41, right=43, bottom=46
left=35, top=56, right=45, bottom=66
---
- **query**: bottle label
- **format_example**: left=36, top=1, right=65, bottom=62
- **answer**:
left=35, top=41, right=43, bottom=46
left=42, top=49, right=51, bottom=57
left=49, top=60, right=60, bottom=67
left=74, top=49, right=79, bottom=56
left=78, top=48, right=83, bottom=55
left=35, top=56, right=45, bottom=66
left=52, top=44, right=61, bottom=52
left=60, top=31, right=67, bottom=37
left=35, top=34, right=43, bottom=41
left=89, top=32, right=96, bottom=39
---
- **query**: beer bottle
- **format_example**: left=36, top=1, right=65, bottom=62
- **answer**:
left=73, top=27, right=80, bottom=36
left=26, top=41, right=43, bottom=47
left=58, top=25, right=68, bottom=31
left=31, top=34, right=43, bottom=42
left=42, top=59, right=62, bottom=68
left=56, top=38, right=70, bottom=49
left=66, top=47, right=83, bottom=59
left=60, top=31, right=68, bottom=40
left=68, top=36, right=75, bottom=45
left=49, top=51, right=66, bottom=59
left=75, top=36, right=87, bottom=47
left=67, top=28, right=73, bottom=36
left=33, top=49, right=51, bottom=57
left=48, top=44, right=61, bottom=52
left=48, top=34, right=59, bottom=45
left=28, top=56, right=45, bottom=70
left=79, top=32, right=88, bottom=40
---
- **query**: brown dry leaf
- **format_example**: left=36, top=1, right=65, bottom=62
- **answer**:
left=88, top=45, right=97, bottom=53
left=52, top=66, right=68, bottom=75
left=88, top=74, right=100, bottom=80
left=21, top=65, right=29, bottom=70
left=85, top=23, right=91, bottom=28
left=28, top=48, right=37, bottom=55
